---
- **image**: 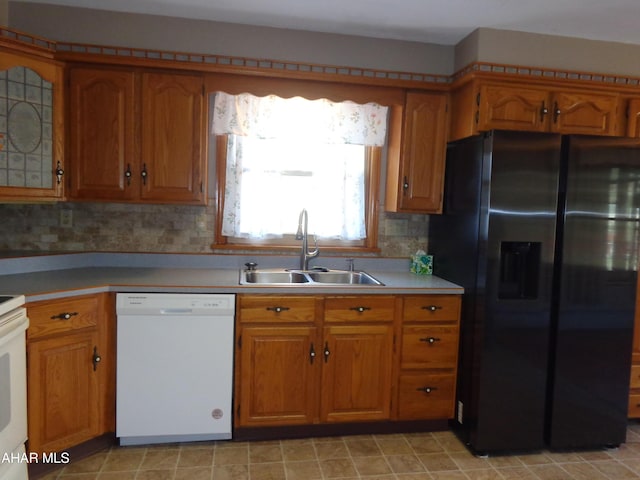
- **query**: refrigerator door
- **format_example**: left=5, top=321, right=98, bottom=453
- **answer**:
left=429, top=134, right=486, bottom=448
left=470, top=131, right=561, bottom=453
left=431, top=131, right=563, bottom=453
left=548, top=136, right=640, bottom=449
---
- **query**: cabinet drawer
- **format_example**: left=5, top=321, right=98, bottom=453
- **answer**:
left=403, top=295, right=460, bottom=322
left=27, top=295, right=100, bottom=340
left=324, top=296, right=394, bottom=322
left=401, top=325, right=459, bottom=370
left=397, top=373, right=456, bottom=420
left=239, top=296, right=317, bottom=323
left=630, top=365, right=640, bottom=390
left=629, top=394, right=640, bottom=418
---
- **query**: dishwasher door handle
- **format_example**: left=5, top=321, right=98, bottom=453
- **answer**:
left=160, top=309, right=193, bottom=314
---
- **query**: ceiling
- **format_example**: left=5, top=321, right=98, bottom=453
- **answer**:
left=14, top=0, right=640, bottom=46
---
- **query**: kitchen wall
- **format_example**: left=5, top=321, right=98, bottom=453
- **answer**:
left=455, top=27, right=640, bottom=76
left=10, top=3, right=640, bottom=77
left=5, top=2, right=640, bottom=259
left=2, top=2, right=439, bottom=259
left=0, top=0, right=7, bottom=26
left=7, top=2, right=454, bottom=76
left=0, top=202, right=429, bottom=257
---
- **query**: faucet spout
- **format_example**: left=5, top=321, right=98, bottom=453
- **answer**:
left=297, top=209, right=319, bottom=270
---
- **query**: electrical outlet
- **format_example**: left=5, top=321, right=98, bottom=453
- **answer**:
left=60, top=209, right=73, bottom=228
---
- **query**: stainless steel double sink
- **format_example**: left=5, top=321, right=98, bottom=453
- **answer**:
left=239, top=268, right=384, bottom=286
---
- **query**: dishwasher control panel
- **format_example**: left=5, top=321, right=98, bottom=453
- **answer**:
left=116, top=293, right=235, bottom=316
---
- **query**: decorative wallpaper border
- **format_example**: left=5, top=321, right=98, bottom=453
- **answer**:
left=453, top=62, right=640, bottom=87
left=0, top=27, right=57, bottom=52
left=3, top=26, right=640, bottom=90
left=0, top=27, right=450, bottom=87
left=55, top=41, right=452, bottom=85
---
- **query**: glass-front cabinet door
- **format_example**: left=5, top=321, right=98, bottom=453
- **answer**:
left=0, top=51, right=64, bottom=200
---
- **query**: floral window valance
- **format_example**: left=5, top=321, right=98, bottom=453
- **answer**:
left=212, top=91, right=389, bottom=147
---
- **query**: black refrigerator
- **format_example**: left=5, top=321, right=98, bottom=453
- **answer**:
left=429, top=130, right=640, bottom=454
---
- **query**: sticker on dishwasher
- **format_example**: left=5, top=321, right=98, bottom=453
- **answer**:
left=211, top=409, right=224, bottom=420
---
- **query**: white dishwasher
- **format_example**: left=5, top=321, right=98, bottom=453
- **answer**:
left=116, top=293, right=235, bottom=446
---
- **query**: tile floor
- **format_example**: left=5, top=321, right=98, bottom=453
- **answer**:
left=38, top=424, right=640, bottom=480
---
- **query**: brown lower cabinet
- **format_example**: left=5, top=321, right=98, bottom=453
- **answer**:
left=235, top=293, right=461, bottom=430
left=26, top=293, right=116, bottom=455
left=238, top=325, right=320, bottom=426
left=24, top=291, right=461, bottom=454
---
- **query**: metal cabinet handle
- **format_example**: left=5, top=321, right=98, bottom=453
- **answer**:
left=141, top=163, right=148, bottom=185
left=540, top=102, right=548, bottom=122
left=266, top=306, right=290, bottom=313
left=323, top=342, right=330, bottom=363
left=349, top=306, right=371, bottom=313
left=403, top=176, right=409, bottom=191
left=309, top=343, right=316, bottom=364
left=422, top=305, right=443, bottom=312
left=124, top=164, right=132, bottom=185
left=417, top=386, right=437, bottom=394
left=55, top=161, right=65, bottom=185
left=92, top=346, right=101, bottom=371
left=419, top=337, right=441, bottom=345
left=51, top=311, right=78, bottom=320
left=553, top=101, right=561, bottom=123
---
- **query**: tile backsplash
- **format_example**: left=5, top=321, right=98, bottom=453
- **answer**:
left=0, top=202, right=429, bottom=258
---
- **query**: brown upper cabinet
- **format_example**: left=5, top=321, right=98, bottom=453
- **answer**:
left=626, top=98, right=640, bottom=138
left=385, top=91, right=449, bottom=214
left=0, top=50, right=65, bottom=201
left=68, top=68, right=136, bottom=201
left=450, top=80, right=623, bottom=141
left=68, top=66, right=206, bottom=204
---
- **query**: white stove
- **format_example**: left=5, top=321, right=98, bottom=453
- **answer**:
left=0, top=295, right=26, bottom=317
left=0, top=294, right=29, bottom=480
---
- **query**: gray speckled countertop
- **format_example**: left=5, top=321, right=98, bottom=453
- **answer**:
left=0, top=252, right=463, bottom=301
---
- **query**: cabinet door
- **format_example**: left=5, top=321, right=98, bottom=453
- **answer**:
left=387, top=92, right=448, bottom=213
left=477, top=84, right=549, bottom=132
left=320, top=324, right=394, bottom=422
left=0, top=52, right=64, bottom=200
left=237, top=326, right=319, bottom=426
left=68, top=68, right=136, bottom=200
left=626, top=98, right=640, bottom=138
left=27, top=331, right=101, bottom=454
left=551, top=91, right=619, bottom=136
left=140, top=72, right=205, bottom=204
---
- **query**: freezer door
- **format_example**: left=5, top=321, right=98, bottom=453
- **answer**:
left=469, top=131, right=561, bottom=453
left=548, top=136, right=640, bottom=449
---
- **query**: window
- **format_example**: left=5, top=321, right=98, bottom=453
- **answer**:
left=212, top=91, right=388, bottom=251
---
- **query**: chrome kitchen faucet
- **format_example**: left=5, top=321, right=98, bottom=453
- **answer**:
left=295, top=209, right=319, bottom=270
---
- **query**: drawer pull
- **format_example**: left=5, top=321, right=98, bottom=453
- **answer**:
left=419, top=337, right=441, bottom=345
left=266, top=306, right=290, bottom=313
left=51, top=311, right=78, bottom=320
left=417, top=386, right=437, bottom=394
left=349, top=306, right=371, bottom=313
left=422, top=305, right=443, bottom=312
